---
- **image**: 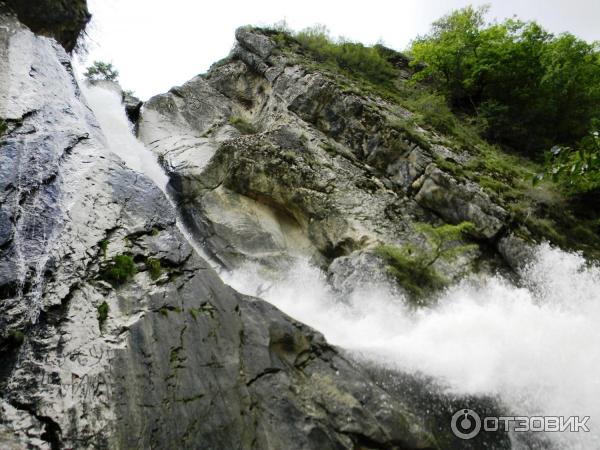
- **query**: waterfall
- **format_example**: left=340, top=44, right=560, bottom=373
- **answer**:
left=81, top=83, right=217, bottom=267
left=223, top=245, right=600, bottom=450
left=82, top=82, right=598, bottom=450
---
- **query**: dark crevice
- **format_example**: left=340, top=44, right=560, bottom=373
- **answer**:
left=245, top=368, right=281, bottom=387
left=9, top=400, right=63, bottom=450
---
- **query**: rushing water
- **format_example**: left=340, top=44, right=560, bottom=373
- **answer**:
left=82, top=83, right=217, bottom=266
left=83, top=82, right=599, bottom=450
left=224, top=245, right=600, bottom=450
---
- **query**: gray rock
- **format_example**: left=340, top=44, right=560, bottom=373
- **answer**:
left=2, top=0, right=90, bottom=52
left=497, top=234, right=536, bottom=271
left=235, top=27, right=276, bottom=59
left=414, top=164, right=508, bottom=239
left=0, top=13, right=455, bottom=450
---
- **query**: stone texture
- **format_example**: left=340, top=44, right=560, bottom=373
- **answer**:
left=413, top=165, right=508, bottom=239
left=0, top=12, right=477, bottom=450
left=2, top=0, right=90, bottom=52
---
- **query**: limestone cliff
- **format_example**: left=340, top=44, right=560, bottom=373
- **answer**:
left=0, top=5, right=568, bottom=450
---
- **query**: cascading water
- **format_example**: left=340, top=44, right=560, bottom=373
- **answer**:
left=81, top=83, right=217, bottom=267
left=82, top=82, right=598, bottom=450
left=223, top=245, right=600, bottom=450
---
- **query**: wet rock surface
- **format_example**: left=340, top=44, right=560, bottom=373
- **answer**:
left=0, top=12, right=506, bottom=450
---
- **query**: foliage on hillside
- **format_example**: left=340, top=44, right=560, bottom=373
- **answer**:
left=409, top=6, right=600, bottom=157
left=294, top=25, right=397, bottom=83
left=536, top=132, right=600, bottom=194
left=260, top=17, right=600, bottom=259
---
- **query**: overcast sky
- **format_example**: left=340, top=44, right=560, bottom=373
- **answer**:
left=78, top=0, right=600, bottom=100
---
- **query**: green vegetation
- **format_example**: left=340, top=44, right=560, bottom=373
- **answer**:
left=294, top=25, right=396, bottom=84
left=99, top=239, right=109, bottom=258
left=145, top=257, right=162, bottom=280
left=1, top=330, right=25, bottom=353
left=97, top=301, right=109, bottom=326
left=536, top=131, right=600, bottom=194
left=100, top=254, right=137, bottom=286
left=229, top=115, right=257, bottom=135
left=84, top=61, right=119, bottom=82
left=410, top=5, right=600, bottom=157
left=376, top=222, right=476, bottom=302
left=0, top=119, right=7, bottom=136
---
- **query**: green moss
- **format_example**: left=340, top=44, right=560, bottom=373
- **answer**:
left=145, top=258, right=162, bottom=280
left=229, top=116, right=257, bottom=135
left=0, top=119, right=7, bottom=136
left=2, top=330, right=25, bottom=352
left=100, top=254, right=137, bottom=286
left=159, top=307, right=169, bottom=318
left=97, top=301, right=109, bottom=326
left=99, top=239, right=109, bottom=258
left=376, top=245, right=446, bottom=301
left=390, top=118, right=432, bottom=151
left=151, top=227, right=160, bottom=236
left=376, top=222, right=476, bottom=303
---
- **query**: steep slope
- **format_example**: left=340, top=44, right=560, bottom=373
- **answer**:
left=138, top=27, right=527, bottom=291
left=0, top=7, right=512, bottom=450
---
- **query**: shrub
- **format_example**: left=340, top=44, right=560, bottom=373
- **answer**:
left=99, top=239, right=109, bottom=258
left=97, top=301, right=109, bottom=326
left=376, top=222, right=476, bottom=302
left=535, top=131, right=600, bottom=195
left=229, top=116, right=257, bottom=135
left=100, top=254, right=137, bottom=285
left=376, top=245, right=446, bottom=300
left=295, top=25, right=396, bottom=84
left=146, top=258, right=162, bottom=280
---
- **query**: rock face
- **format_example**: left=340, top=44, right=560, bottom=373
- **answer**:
left=138, top=27, right=515, bottom=282
left=0, top=10, right=518, bottom=450
left=2, top=0, right=90, bottom=52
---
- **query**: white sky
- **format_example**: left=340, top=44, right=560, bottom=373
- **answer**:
left=79, top=0, right=600, bottom=100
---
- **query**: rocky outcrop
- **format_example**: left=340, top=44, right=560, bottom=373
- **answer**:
left=138, top=27, right=518, bottom=282
left=0, top=10, right=499, bottom=450
left=413, top=165, right=508, bottom=239
left=2, top=0, right=90, bottom=52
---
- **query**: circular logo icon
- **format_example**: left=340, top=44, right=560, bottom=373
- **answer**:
left=451, top=409, right=481, bottom=440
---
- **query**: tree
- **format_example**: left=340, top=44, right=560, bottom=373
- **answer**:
left=84, top=61, right=119, bottom=82
left=535, top=131, right=600, bottom=194
left=409, top=7, right=600, bottom=157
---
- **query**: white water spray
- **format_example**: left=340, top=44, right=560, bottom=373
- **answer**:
left=82, top=82, right=599, bottom=449
left=224, top=245, right=600, bottom=450
left=82, top=84, right=169, bottom=191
